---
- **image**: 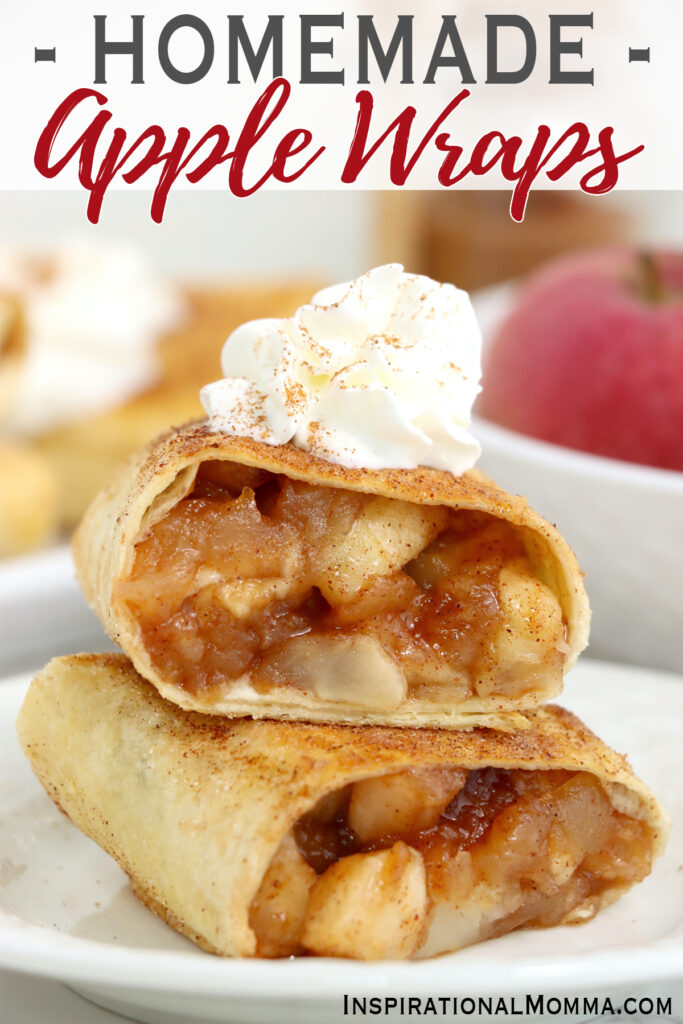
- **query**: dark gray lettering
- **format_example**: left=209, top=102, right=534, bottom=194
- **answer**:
left=227, top=15, right=283, bottom=83
left=549, top=14, right=594, bottom=84
left=424, top=16, right=475, bottom=84
left=358, top=15, right=413, bottom=83
left=94, top=15, right=144, bottom=84
left=158, top=15, right=214, bottom=85
left=486, top=15, right=536, bottom=84
left=300, top=14, right=344, bottom=84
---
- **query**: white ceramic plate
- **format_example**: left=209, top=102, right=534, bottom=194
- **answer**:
left=471, top=286, right=683, bottom=675
left=1, top=660, right=681, bottom=1024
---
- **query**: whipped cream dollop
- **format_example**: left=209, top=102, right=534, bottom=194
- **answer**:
left=201, top=264, right=482, bottom=474
left=0, top=241, right=185, bottom=436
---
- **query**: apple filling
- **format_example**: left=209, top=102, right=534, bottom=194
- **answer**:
left=118, top=460, right=568, bottom=710
left=249, top=767, right=653, bottom=959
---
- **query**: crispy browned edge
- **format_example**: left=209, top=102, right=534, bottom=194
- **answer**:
left=72, top=422, right=591, bottom=723
left=17, top=653, right=669, bottom=959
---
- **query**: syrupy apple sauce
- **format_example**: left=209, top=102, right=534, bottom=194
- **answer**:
left=249, top=767, right=653, bottom=959
left=117, top=459, right=568, bottom=709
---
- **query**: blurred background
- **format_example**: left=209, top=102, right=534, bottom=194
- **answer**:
left=2, top=189, right=683, bottom=283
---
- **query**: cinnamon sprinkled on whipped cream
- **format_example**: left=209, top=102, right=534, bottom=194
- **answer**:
left=201, top=264, right=482, bottom=475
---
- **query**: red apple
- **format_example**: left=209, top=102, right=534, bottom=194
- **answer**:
left=478, top=247, right=683, bottom=472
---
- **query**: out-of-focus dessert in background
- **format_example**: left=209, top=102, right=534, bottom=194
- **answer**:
left=376, top=192, right=631, bottom=293
left=478, top=247, right=683, bottom=473
left=0, top=292, right=59, bottom=557
left=0, top=437, right=58, bottom=558
left=0, top=240, right=317, bottom=551
left=0, top=242, right=183, bottom=438
left=0, top=292, right=25, bottom=418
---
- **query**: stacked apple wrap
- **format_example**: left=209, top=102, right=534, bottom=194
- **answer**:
left=15, top=417, right=669, bottom=960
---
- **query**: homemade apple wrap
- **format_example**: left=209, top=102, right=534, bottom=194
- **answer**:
left=18, top=654, right=667, bottom=960
left=74, top=423, right=590, bottom=729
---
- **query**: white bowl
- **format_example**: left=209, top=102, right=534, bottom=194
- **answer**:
left=472, top=402, right=683, bottom=674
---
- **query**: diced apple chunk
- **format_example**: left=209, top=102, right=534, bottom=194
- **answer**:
left=546, top=773, right=614, bottom=885
left=216, top=575, right=304, bottom=620
left=331, top=572, right=420, bottom=626
left=476, top=792, right=556, bottom=894
left=302, top=842, right=428, bottom=960
left=348, top=768, right=467, bottom=843
left=316, top=497, right=449, bottom=605
left=214, top=535, right=305, bottom=619
left=418, top=853, right=523, bottom=958
left=266, top=633, right=407, bottom=710
left=476, top=562, right=564, bottom=698
left=497, top=563, right=564, bottom=663
left=407, top=520, right=523, bottom=590
left=250, top=833, right=318, bottom=957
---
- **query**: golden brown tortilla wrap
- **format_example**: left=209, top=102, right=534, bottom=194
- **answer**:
left=74, top=421, right=590, bottom=729
left=17, top=654, right=667, bottom=960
